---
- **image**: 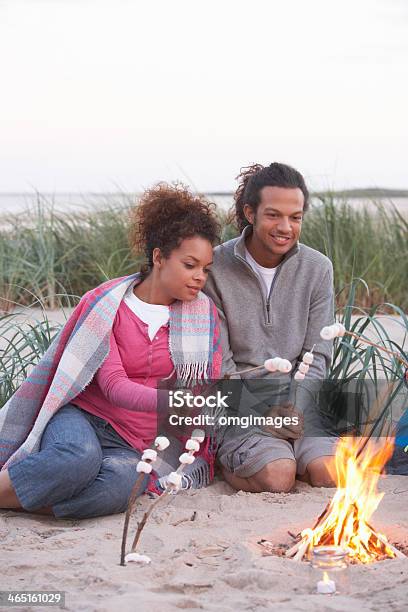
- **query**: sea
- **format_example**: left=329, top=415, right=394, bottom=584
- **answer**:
left=0, top=193, right=407, bottom=217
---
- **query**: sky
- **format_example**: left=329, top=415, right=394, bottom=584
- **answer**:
left=0, top=0, right=407, bottom=193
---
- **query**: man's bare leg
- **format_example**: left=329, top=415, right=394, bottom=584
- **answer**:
left=299, top=456, right=336, bottom=487
left=222, top=469, right=264, bottom=493
left=222, top=458, right=296, bottom=493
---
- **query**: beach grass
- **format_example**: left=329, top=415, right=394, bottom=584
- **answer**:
left=1, top=281, right=406, bottom=421
left=0, top=194, right=407, bottom=310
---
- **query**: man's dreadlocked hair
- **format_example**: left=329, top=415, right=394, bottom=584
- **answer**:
left=234, top=162, right=309, bottom=232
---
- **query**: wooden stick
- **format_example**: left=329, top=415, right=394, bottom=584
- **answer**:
left=130, top=489, right=171, bottom=552
left=285, top=538, right=305, bottom=558
left=367, top=525, right=406, bottom=559
left=129, top=448, right=199, bottom=556
left=120, top=473, right=146, bottom=566
left=345, top=330, right=408, bottom=369
left=224, top=364, right=264, bottom=379
left=286, top=504, right=331, bottom=558
left=312, top=502, right=331, bottom=529
left=293, top=538, right=311, bottom=561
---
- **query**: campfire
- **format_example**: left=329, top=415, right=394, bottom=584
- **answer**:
left=286, top=436, right=406, bottom=563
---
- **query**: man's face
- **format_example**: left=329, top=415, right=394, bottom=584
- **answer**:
left=244, top=186, right=304, bottom=264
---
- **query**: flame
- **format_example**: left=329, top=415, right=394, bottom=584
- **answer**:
left=302, top=436, right=395, bottom=564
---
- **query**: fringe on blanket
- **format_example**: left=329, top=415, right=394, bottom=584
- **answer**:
left=175, top=361, right=209, bottom=387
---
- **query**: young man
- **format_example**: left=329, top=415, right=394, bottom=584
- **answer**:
left=204, top=162, right=337, bottom=493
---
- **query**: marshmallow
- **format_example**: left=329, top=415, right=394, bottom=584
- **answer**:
left=278, top=359, right=292, bottom=373
left=320, top=326, right=336, bottom=340
left=294, top=371, right=305, bottom=381
left=185, top=439, right=200, bottom=452
left=264, top=358, right=278, bottom=372
left=179, top=452, right=195, bottom=465
left=271, top=356, right=283, bottom=368
left=334, top=322, right=346, bottom=337
left=302, top=351, right=314, bottom=365
left=191, top=429, right=205, bottom=443
left=136, top=461, right=152, bottom=474
left=142, top=449, right=157, bottom=462
left=154, top=436, right=170, bottom=451
left=125, top=553, right=151, bottom=565
left=167, top=472, right=182, bottom=487
left=321, top=323, right=346, bottom=340
left=299, top=362, right=309, bottom=374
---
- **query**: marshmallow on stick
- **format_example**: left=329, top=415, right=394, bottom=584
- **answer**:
left=264, top=357, right=292, bottom=374
left=293, top=347, right=315, bottom=382
left=128, top=432, right=205, bottom=560
left=223, top=356, right=293, bottom=378
left=120, top=436, right=170, bottom=566
left=320, top=323, right=346, bottom=340
left=320, top=323, right=408, bottom=369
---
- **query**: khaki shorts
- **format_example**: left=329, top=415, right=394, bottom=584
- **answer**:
left=217, top=433, right=338, bottom=478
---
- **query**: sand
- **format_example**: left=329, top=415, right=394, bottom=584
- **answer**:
left=1, top=475, right=408, bottom=612
left=1, top=311, right=407, bottom=610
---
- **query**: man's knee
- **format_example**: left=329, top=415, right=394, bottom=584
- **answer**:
left=249, top=459, right=296, bottom=493
left=306, top=456, right=335, bottom=488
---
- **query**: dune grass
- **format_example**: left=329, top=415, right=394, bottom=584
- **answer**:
left=301, top=196, right=408, bottom=309
left=0, top=194, right=407, bottom=310
left=1, top=280, right=406, bottom=428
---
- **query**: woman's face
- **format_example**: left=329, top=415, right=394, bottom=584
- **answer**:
left=154, top=236, right=213, bottom=302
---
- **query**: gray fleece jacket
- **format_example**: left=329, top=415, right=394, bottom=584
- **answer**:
left=204, top=226, right=335, bottom=413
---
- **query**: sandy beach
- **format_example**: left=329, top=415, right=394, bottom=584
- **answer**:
left=1, top=311, right=407, bottom=610
left=1, top=476, right=408, bottom=611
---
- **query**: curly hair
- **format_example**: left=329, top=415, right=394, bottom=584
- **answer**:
left=234, top=162, right=309, bottom=232
left=129, top=182, right=220, bottom=279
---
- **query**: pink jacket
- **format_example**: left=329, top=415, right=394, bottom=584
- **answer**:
left=74, top=301, right=174, bottom=452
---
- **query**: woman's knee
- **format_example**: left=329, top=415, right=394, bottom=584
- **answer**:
left=40, top=406, right=103, bottom=484
left=96, top=455, right=147, bottom=513
left=51, top=439, right=103, bottom=488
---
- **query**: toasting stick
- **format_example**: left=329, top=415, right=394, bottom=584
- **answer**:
left=225, top=357, right=293, bottom=379
left=320, top=323, right=408, bottom=369
left=120, top=436, right=170, bottom=566
left=123, top=430, right=205, bottom=565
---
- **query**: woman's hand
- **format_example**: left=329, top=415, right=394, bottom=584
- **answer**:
left=170, top=388, right=195, bottom=418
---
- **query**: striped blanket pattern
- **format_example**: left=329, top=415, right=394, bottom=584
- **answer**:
left=0, top=274, right=221, bottom=470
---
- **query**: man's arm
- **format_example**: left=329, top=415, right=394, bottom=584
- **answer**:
left=204, top=271, right=239, bottom=377
left=292, top=262, right=335, bottom=416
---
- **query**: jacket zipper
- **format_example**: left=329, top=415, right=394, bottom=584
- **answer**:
left=235, top=247, right=297, bottom=325
left=265, top=265, right=283, bottom=323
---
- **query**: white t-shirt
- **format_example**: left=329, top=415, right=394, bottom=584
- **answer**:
left=245, top=247, right=277, bottom=298
left=124, top=286, right=169, bottom=341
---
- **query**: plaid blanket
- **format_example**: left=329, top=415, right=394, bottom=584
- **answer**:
left=0, top=274, right=221, bottom=470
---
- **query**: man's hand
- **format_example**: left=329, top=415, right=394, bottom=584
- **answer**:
left=263, top=402, right=304, bottom=440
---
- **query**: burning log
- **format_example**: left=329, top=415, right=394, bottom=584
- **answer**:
left=286, top=436, right=407, bottom=563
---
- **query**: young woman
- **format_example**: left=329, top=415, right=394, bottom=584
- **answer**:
left=0, top=183, right=222, bottom=518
